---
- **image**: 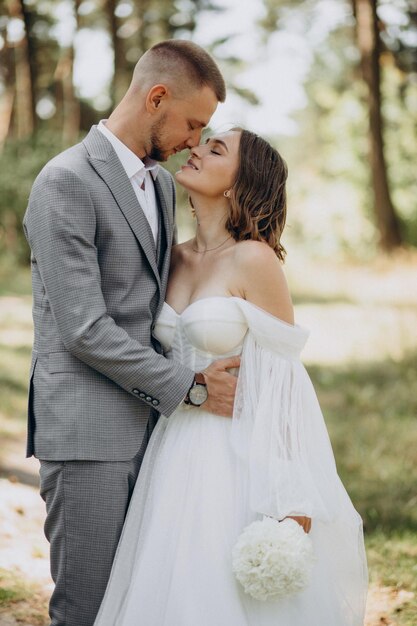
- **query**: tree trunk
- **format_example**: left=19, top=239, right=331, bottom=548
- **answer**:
left=7, top=0, right=35, bottom=139
left=0, top=19, right=15, bottom=147
left=136, top=0, right=152, bottom=56
left=20, top=0, right=37, bottom=129
left=63, top=0, right=81, bottom=145
left=353, top=0, right=402, bottom=251
left=105, top=0, right=128, bottom=105
left=56, top=47, right=80, bottom=146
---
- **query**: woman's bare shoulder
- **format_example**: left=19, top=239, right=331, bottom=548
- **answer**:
left=233, top=239, right=278, bottom=264
left=232, top=240, right=294, bottom=323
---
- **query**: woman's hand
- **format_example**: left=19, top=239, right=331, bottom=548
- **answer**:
left=285, top=516, right=312, bottom=533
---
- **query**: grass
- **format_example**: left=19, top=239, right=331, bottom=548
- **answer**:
left=0, top=261, right=32, bottom=297
left=0, top=264, right=416, bottom=624
left=0, top=568, right=48, bottom=625
left=0, top=568, right=39, bottom=605
left=366, top=532, right=417, bottom=625
left=309, top=353, right=417, bottom=533
left=0, top=345, right=30, bottom=443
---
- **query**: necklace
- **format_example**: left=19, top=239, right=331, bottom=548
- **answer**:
left=192, top=235, right=232, bottom=253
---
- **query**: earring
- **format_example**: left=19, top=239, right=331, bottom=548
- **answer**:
left=224, top=190, right=231, bottom=198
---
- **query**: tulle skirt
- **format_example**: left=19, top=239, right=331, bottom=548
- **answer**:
left=94, top=404, right=367, bottom=626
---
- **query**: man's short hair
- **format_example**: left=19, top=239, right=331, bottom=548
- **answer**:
left=134, top=39, right=226, bottom=102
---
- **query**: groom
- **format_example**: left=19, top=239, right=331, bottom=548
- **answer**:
left=23, top=40, right=239, bottom=626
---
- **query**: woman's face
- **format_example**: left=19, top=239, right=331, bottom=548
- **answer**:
left=175, top=130, right=241, bottom=197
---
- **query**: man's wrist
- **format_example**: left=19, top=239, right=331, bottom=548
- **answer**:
left=184, top=372, right=207, bottom=406
left=194, top=372, right=206, bottom=386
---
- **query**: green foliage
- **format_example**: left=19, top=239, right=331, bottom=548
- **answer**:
left=0, top=568, right=48, bottom=625
left=309, top=351, right=417, bottom=532
left=0, top=133, right=63, bottom=264
left=367, top=532, right=417, bottom=592
left=0, top=569, right=27, bottom=605
left=0, top=260, right=32, bottom=296
left=366, top=532, right=417, bottom=625
left=272, top=2, right=417, bottom=256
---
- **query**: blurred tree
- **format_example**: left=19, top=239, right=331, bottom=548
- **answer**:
left=0, top=0, right=62, bottom=142
left=260, top=0, right=416, bottom=253
left=4, top=0, right=35, bottom=140
left=104, top=0, right=128, bottom=103
left=352, top=0, right=402, bottom=250
left=56, top=0, right=81, bottom=145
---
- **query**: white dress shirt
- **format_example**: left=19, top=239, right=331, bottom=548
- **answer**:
left=98, top=120, right=160, bottom=244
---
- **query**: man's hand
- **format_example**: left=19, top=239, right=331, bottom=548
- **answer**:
left=285, top=516, right=312, bottom=533
left=201, top=356, right=240, bottom=417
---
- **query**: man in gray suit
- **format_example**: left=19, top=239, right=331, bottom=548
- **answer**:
left=23, top=40, right=239, bottom=626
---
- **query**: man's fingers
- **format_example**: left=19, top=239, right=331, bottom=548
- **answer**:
left=214, top=356, right=241, bottom=370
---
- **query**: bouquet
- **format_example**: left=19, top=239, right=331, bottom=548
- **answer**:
left=232, top=516, right=314, bottom=601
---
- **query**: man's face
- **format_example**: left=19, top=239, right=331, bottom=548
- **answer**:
left=147, top=85, right=218, bottom=162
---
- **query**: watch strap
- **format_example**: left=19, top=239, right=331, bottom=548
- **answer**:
left=184, top=372, right=207, bottom=405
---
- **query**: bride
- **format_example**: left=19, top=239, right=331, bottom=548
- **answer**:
left=94, top=128, right=368, bottom=625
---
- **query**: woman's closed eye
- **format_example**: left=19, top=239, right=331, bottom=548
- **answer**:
left=210, top=150, right=221, bottom=155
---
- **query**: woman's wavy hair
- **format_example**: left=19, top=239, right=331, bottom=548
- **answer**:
left=226, top=128, right=288, bottom=261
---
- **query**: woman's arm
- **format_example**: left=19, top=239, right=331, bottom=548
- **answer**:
left=235, top=241, right=311, bottom=532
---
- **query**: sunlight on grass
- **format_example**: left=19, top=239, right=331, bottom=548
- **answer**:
left=0, top=263, right=32, bottom=297
left=0, top=344, right=31, bottom=426
left=366, top=533, right=417, bottom=626
left=0, top=567, right=48, bottom=625
left=310, top=354, right=417, bottom=532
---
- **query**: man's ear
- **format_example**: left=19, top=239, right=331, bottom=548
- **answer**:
left=146, top=85, right=168, bottom=113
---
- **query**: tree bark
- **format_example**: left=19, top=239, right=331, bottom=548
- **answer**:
left=64, top=0, right=81, bottom=145
left=353, top=0, right=402, bottom=251
left=0, top=18, right=15, bottom=147
left=56, top=47, right=80, bottom=146
left=20, top=0, right=37, bottom=129
left=105, top=0, right=128, bottom=105
left=6, top=0, right=35, bottom=139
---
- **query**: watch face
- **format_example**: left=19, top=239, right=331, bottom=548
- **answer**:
left=189, top=384, right=208, bottom=406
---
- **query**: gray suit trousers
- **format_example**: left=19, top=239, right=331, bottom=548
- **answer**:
left=39, top=434, right=149, bottom=626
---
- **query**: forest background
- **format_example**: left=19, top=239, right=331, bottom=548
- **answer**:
left=0, top=0, right=416, bottom=624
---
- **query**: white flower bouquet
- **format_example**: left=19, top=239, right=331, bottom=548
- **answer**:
left=232, top=517, right=314, bottom=601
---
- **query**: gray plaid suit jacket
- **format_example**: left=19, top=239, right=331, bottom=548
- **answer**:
left=23, top=126, right=194, bottom=461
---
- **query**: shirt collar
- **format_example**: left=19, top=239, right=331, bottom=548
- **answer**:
left=97, top=120, right=160, bottom=181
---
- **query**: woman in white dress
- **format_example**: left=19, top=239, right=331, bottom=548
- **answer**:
left=94, top=128, right=368, bottom=626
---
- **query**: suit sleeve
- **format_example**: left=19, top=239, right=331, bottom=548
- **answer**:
left=23, top=165, right=194, bottom=417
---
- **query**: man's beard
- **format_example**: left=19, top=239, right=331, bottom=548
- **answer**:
left=148, top=115, right=168, bottom=161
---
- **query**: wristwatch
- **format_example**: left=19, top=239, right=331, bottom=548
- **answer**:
left=184, top=372, right=208, bottom=407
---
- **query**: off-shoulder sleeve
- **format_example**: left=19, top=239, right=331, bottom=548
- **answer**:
left=231, top=300, right=345, bottom=522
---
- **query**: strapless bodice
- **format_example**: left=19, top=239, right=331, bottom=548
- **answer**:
left=153, top=297, right=248, bottom=371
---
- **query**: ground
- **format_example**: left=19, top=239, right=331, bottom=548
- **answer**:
left=0, top=252, right=416, bottom=625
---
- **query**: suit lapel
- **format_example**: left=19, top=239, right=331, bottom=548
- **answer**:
left=83, top=128, right=161, bottom=290
left=154, top=175, right=173, bottom=301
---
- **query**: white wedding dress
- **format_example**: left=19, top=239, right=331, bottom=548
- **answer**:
left=94, top=297, right=367, bottom=626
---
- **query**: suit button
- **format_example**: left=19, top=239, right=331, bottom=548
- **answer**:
left=139, top=392, right=146, bottom=399
left=132, top=389, right=140, bottom=395
left=152, top=399, right=159, bottom=406
left=145, top=396, right=152, bottom=402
